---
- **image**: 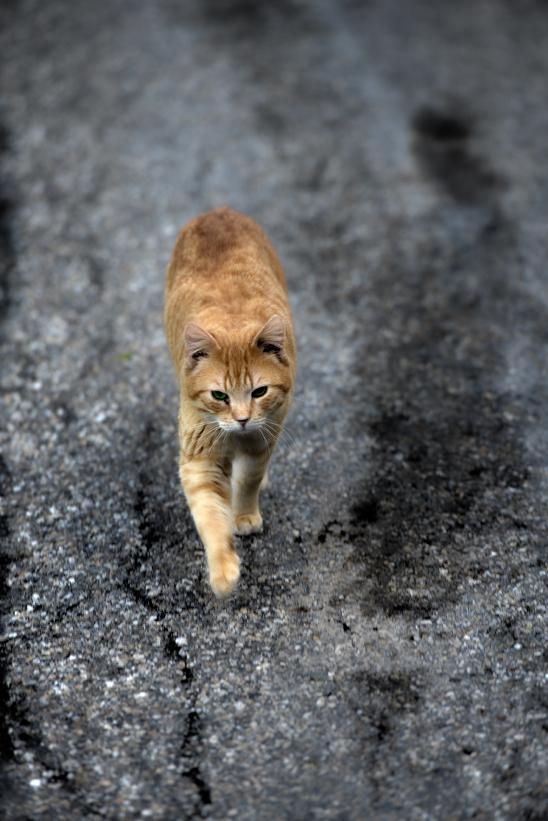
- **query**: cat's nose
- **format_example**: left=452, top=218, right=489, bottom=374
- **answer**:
left=237, top=417, right=249, bottom=429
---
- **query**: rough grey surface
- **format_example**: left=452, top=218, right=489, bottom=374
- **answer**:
left=1, top=0, right=547, bottom=818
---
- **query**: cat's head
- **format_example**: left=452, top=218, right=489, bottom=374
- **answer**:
left=183, top=315, right=292, bottom=434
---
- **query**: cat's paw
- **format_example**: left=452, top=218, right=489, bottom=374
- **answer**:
left=235, top=512, right=263, bottom=535
left=209, top=549, right=240, bottom=598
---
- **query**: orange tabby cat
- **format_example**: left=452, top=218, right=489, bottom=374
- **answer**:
left=164, top=207, right=296, bottom=597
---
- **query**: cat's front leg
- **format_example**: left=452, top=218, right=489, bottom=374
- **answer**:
left=232, top=451, right=270, bottom=535
left=180, top=457, right=240, bottom=597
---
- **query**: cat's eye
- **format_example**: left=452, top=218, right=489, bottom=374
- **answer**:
left=251, top=386, right=268, bottom=398
left=211, top=390, right=229, bottom=402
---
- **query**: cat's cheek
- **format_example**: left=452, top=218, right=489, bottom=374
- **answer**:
left=204, top=403, right=224, bottom=416
left=265, top=397, right=285, bottom=414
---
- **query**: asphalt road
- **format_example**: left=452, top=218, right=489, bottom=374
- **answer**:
left=1, top=0, right=547, bottom=818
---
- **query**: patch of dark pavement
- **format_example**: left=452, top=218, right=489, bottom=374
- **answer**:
left=413, top=106, right=472, bottom=142
left=351, top=670, right=421, bottom=728
left=328, top=167, right=545, bottom=620
left=254, top=102, right=288, bottom=137
left=0, top=122, right=15, bottom=326
left=200, top=0, right=269, bottom=25
left=200, top=0, right=304, bottom=28
left=84, top=253, right=105, bottom=292
left=352, top=496, right=379, bottom=525
left=317, top=395, right=532, bottom=621
left=412, top=103, right=504, bottom=204
left=164, top=0, right=308, bottom=39
left=346, top=391, right=531, bottom=618
left=341, top=670, right=422, bottom=804
left=49, top=397, right=78, bottom=428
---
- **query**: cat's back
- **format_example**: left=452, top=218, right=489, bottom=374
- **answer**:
left=166, top=206, right=286, bottom=294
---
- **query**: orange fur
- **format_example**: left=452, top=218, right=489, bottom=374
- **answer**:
left=164, top=207, right=296, bottom=596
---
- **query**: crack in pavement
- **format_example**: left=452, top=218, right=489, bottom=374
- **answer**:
left=126, top=418, right=213, bottom=815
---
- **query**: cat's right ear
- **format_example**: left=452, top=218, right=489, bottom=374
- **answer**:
left=184, top=323, right=217, bottom=369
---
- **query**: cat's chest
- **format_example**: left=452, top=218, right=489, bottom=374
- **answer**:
left=225, top=429, right=270, bottom=458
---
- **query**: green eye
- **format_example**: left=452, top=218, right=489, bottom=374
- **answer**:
left=211, top=390, right=229, bottom=402
left=251, top=386, right=268, bottom=398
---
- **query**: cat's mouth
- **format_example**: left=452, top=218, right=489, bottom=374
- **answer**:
left=221, top=420, right=262, bottom=436
left=232, top=422, right=256, bottom=434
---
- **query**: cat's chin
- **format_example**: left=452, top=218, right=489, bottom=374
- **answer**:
left=219, top=421, right=260, bottom=435
left=231, top=424, right=257, bottom=435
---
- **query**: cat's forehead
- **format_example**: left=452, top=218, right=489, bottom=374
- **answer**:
left=193, top=347, right=275, bottom=390
left=222, top=355, right=266, bottom=390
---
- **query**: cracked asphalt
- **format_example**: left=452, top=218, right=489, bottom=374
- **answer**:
left=1, top=0, right=547, bottom=818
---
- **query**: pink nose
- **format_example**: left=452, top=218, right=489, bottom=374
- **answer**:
left=237, top=418, right=249, bottom=429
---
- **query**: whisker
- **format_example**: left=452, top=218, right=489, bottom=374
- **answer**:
left=261, top=419, right=298, bottom=448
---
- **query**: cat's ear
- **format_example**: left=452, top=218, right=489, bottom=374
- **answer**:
left=255, top=315, right=286, bottom=359
left=184, top=323, right=217, bottom=368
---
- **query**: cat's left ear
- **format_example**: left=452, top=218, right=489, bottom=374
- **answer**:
left=255, top=315, right=287, bottom=361
left=184, top=323, right=217, bottom=368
